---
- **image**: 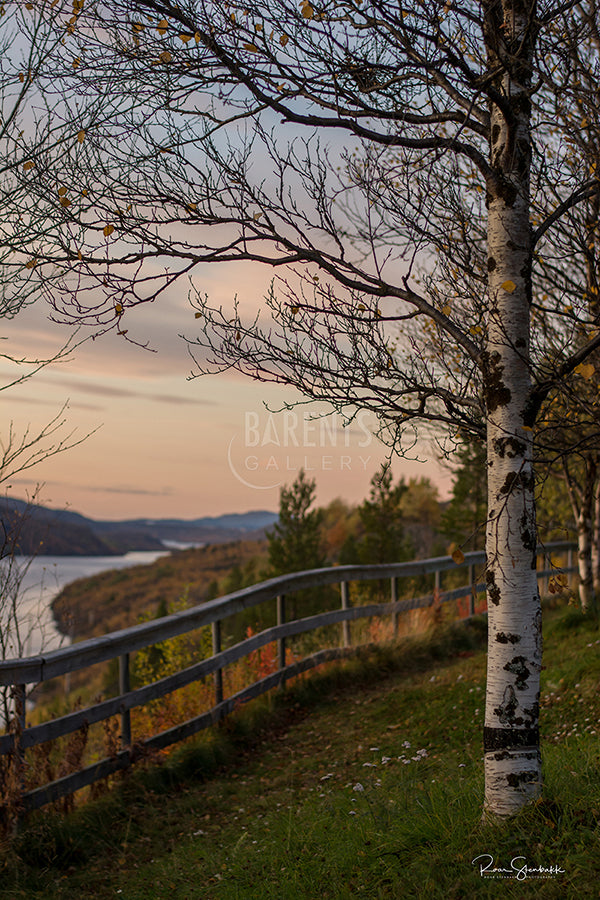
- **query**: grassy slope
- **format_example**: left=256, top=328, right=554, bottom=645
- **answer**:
left=2, top=602, right=599, bottom=899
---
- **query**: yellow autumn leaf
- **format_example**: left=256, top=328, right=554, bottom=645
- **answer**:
left=77, top=129, right=86, bottom=143
left=25, top=259, right=37, bottom=269
left=291, top=306, right=300, bottom=315
left=194, top=311, right=202, bottom=318
left=59, top=197, right=71, bottom=208
left=157, top=19, right=168, bottom=34
left=301, top=2, right=314, bottom=18
left=441, top=304, right=451, bottom=316
left=243, top=43, right=260, bottom=52
left=502, top=280, right=516, bottom=293
left=280, top=33, right=289, bottom=46
left=195, top=32, right=201, bottom=43
left=23, top=160, right=34, bottom=171
left=103, top=224, right=115, bottom=237
left=180, top=34, right=192, bottom=43
left=450, top=546, right=465, bottom=565
left=115, top=302, right=123, bottom=315
left=159, top=50, right=172, bottom=63
left=58, top=186, right=68, bottom=196
left=575, top=362, right=595, bottom=380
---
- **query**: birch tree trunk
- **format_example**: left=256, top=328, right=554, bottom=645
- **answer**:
left=593, top=478, right=600, bottom=598
left=563, top=457, right=597, bottom=611
left=576, top=502, right=594, bottom=612
left=482, top=0, right=542, bottom=817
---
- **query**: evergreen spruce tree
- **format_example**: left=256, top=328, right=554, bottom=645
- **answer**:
left=441, top=440, right=487, bottom=552
left=267, top=470, right=326, bottom=619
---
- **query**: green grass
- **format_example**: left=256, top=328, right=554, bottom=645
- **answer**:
left=1, top=603, right=599, bottom=898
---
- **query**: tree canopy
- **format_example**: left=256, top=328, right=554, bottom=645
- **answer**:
left=6, top=0, right=600, bottom=818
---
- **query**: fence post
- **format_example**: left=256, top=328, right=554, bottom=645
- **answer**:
left=212, top=620, right=223, bottom=706
left=277, top=594, right=286, bottom=689
left=7, top=684, right=26, bottom=831
left=468, top=564, right=475, bottom=617
left=391, top=576, right=398, bottom=637
left=118, top=654, right=131, bottom=748
left=341, top=581, right=350, bottom=648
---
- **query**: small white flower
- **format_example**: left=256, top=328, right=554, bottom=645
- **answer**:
left=362, top=762, right=377, bottom=767
left=353, top=783, right=364, bottom=792
left=369, top=746, right=380, bottom=751
left=381, top=756, right=391, bottom=764
left=429, top=675, right=436, bottom=682
left=193, top=829, right=206, bottom=836
left=458, top=763, right=466, bottom=768
left=320, top=773, right=334, bottom=781
left=402, top=740, right=411, bottom=749
left=349, top=810, right=357, bottom=815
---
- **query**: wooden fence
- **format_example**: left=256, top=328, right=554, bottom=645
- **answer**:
left=0, top=542, right=575, bottom=816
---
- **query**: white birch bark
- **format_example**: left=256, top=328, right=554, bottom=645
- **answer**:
left=563, top=458, right=596, bottom=611
left=576, top=509, right=593, bottom=612
left=592, top=477, right=600, bottom=598
left=483, top=0, right=542, bottom=817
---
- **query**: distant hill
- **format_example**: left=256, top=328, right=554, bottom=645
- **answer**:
left=0, top=497, right=278, bottom=556
left=52, top=538, right=268, bottom=639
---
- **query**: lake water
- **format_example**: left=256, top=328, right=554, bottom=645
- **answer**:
left=0, top=550, right=169, bottom=659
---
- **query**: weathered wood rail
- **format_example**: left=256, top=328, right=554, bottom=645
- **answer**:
left=0, top=542, right=575, bottom=815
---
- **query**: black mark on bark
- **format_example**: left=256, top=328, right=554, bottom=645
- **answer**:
left=494, top=684, right=518, bottom=724
left=495, top=631, right=521, bottom=644
left=484, top=727, right=539, bottom=752
left=503, top=655, right=531, bottom=690
left=482, top=350, right=512, bottom=413
left=520, top=512, right=536, bottom=553
left=486, top=569, right=501, bottom=606
left=506, top=769, right=539, bottom=789
left=498, top=470, right=535, bottom=496
left=492, top=436, right=526, bottom=459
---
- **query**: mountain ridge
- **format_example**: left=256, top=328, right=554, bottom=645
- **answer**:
left=0, top=497, right=278, bottom=556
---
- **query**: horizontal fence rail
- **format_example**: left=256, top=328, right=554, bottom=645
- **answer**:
left=0, top=542, right=576, bottom=816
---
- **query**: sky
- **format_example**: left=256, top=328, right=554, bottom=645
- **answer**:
left=1, top=261, right=452, bottom=522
